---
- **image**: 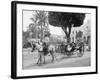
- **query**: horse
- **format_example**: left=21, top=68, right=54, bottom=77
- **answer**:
left=36, top=42, right=56, bottom=64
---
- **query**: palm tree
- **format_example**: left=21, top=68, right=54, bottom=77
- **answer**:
left=30, top=11, right=48, bottom=41
left=28, top=23, right=37, bottom=38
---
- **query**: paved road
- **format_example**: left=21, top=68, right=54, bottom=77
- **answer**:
left=22, top=49, right=91, bottom=69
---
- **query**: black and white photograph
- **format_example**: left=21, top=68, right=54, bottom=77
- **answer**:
left=11, top=1, right=97, bottom=79
left=22, top=10, right=91, bottom=69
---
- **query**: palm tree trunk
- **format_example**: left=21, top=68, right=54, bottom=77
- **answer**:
left=41, top=25, right=43, bottom=41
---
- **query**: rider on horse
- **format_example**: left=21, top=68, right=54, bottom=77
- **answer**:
left=42, top=35, right=50, bottom=55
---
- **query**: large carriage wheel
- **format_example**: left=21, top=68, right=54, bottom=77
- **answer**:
left=77, top=51, right=84, bottom=57
left=77, top=45, right=84, bottom=57
left=66, top=52, right=72, bottom=56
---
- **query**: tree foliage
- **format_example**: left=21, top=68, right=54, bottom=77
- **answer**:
left=48, top=12, right=85, bottom=43
left=23, top=30, right=30, bottom=47
left=49, top=12, right=85, bottom=27
left=30, top=11, right=49, bottom=40
left=76, top=31, right=83, bottom=39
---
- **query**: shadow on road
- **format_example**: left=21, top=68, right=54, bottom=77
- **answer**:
left=23, top=54, right=80, bottom=69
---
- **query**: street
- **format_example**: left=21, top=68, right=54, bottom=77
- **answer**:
left=22, top=49, right=91, bottom=69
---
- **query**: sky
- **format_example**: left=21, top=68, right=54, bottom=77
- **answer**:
left=23, top=10, right=91, bottom=36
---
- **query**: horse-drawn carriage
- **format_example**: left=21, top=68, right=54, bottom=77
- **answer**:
left=27, top=37, right=84, bottom=64
left=59, top=39, right=84, bottom=57
left=36, top=40, right=84, bottom=64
